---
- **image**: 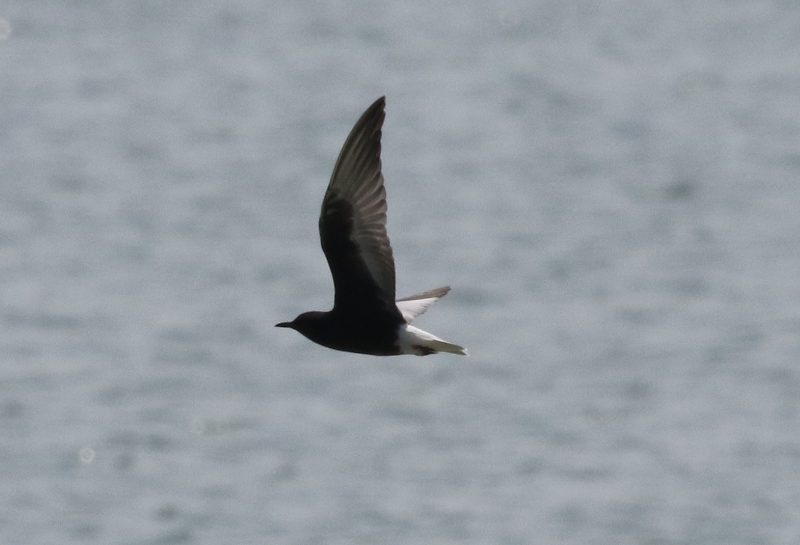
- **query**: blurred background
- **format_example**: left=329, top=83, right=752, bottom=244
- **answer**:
left=1, top=1, right=799, bottom=543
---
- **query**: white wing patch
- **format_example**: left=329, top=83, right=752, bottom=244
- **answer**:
left=395, top=286, right=451, bottom=323
left=396, top=296, right=441, bottom=323
left=394, top=286, right=466, bottom=355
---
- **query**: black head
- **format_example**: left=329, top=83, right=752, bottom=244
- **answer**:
left=275, top=311, right=327, bottom=336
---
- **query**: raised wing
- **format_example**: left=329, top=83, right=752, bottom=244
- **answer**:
left=319, top=97, right=399, bottom=318
left=396, top=286, right=451, bottom=323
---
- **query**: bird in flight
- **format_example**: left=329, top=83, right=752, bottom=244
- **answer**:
left=276, top=97, right=467, bottom=356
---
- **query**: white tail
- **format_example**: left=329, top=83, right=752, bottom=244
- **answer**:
left=397, top=324, right=468, bottom=356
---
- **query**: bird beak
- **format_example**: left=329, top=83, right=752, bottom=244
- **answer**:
left=275, top=322, right=292, bottom=328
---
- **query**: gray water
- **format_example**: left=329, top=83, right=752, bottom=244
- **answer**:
left=2, top=1, right=800, bottom=543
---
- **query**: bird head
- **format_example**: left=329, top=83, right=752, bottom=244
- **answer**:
left=275, top=311, right=327, bottom=334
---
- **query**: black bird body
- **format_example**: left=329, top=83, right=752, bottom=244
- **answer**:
left=276, top=98, right=466, bottom=356
left=280, top=310, right=401, bottom=356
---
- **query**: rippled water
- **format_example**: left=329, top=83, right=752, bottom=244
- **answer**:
left=2, top=1, right=800, bottom=543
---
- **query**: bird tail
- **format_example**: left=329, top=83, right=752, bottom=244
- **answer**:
left=430, top=339, right=468, bottom=356
left=398, top=324, right=468, bottom=356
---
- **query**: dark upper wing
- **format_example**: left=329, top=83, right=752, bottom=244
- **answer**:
left=319, top=97, right=399, bottom=318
